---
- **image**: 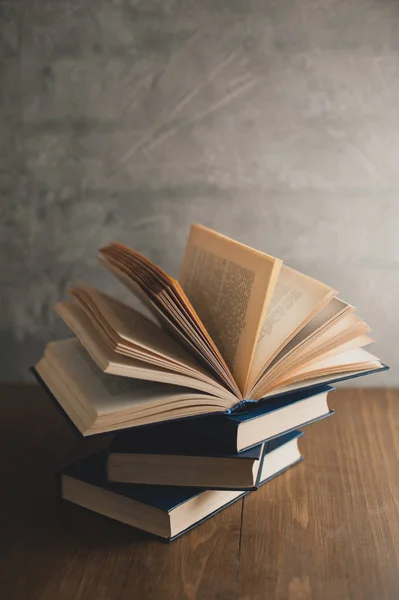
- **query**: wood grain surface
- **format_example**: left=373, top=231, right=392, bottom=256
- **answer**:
left=0, top=385, right=398, bottom=600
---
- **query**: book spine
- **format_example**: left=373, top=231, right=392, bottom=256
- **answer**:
left=191, top=418, right=239, bottom=454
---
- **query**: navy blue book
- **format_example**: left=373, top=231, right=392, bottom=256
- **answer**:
left=109, top=385, right=335, bottom=460
left=59, top=431, right=303, bottom=541
left=180, top=384, right=335, bottom=453
left=107, top=427, right=267, bottom=490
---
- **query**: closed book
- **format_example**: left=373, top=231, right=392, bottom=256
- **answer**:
left=184, top=384, right=335, bottom=453
left=60, top=430, right=303, bottom=541
left=107, top=429, right=267, bottom=490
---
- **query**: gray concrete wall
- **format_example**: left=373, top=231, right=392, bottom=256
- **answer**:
left=1, top=0, right=398, bottom=384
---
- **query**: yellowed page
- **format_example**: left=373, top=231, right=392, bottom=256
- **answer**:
left=55, top=300, right=206, bottom=377
left=40, top=339, right=229, bottom=417
left=253, top=297, right=352, bottom=387
left=179, top=224, right=282, bottom=393
left=260, top=348, right=382, bottom=398
left=260, top=362, right=379, bottom=398
left=251, top=313, right=371, bottom=397
left=272, top=312, right=369, bottom=378
left=311, top=334, right=373, bottom=360
left=248, top=266, right=336, bottom=388
left=271, top=297, right=352, bottom=365
left=286, top=313, right=370, bottom=368
left=99, top=252, right=240, bottom=396
left=69, top=284, right=209, bottom=373
left=266, top=347, right=382, bottom=392
left=55, top=301, right=236, bottom=403
left=291, top=347, right=381, bottom=374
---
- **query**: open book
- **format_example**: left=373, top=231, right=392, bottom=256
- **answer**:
left=36, top=224, right=385, bottom=434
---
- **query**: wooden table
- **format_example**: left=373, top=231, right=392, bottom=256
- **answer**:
left=0, top=385, right=398, bottom=600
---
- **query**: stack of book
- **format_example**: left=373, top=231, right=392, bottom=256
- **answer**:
left=34, top=224, right=387, bottom=541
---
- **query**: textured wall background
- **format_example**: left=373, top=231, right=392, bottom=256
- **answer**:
left=1, top=0, right=398, bottom=383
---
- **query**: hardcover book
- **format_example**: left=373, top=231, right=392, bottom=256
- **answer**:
left=116, top=384, right=334, bottom=455
left=107, top=429, right=268, bottom=490
left=60, top=431, right=303, bottom=541
left=35, top=224, right=386, bottom=434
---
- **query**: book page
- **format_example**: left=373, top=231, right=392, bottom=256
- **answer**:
left=99, top=249, right=240, bottom=396
left=248, top=266, right=336, bottom=388
left=264, top=348, right=382, bottom=394
left=42, top=339, right=233, bottom=416
left=309, top=334, right=373, bottom=361
left=286, top=313, right=370, bottom=368
left=260, top=362, right=380, bottom=398
left=55, top=301, right=236, bottom=402
left=179, top=224, right=282, bottom=393
left=273, top=297, right=352, bottom=364
left=43, top=339, right=185, bottom=413
left=257, top=313, right=371, bottom=393
left=256, top=297, right=352, bottom=382
left=69, top=284, right=207, bottom=373
left=283, top=347, right=382, bottom=378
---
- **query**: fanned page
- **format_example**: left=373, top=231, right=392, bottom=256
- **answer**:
left=271, top=297, right=354, bottom=366
left=53, top=287, right=236, bottom=402
left=248, top=266, right=336, bottom=391
left=250, top=310, right=371, bottom=398
left=179, top=224, right=282, bottom=394
left=257, top=297, right=352, bottom=383
left=66, top=284, right=210, bottom=375
left=260, top=362, right=378, bottom=398
left=286, top=313, right=371, bottom=368
left=259, top=348, right=383, bottom=398
left=289, top=347, right=382, bottom=377
left=99, top=242, right=241, bottom=398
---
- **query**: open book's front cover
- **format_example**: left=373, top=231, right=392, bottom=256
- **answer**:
left=31, top=367, right=87, bottom=439
left=59, top=430, right=303, bottom=541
